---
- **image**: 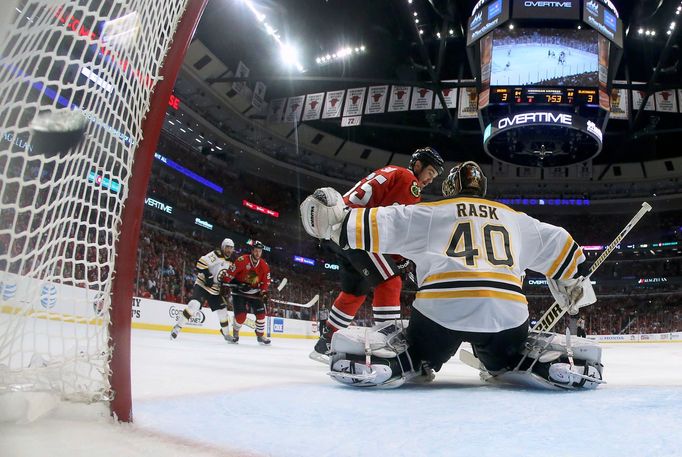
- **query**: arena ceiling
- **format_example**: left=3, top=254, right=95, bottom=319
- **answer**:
left=191, top=0, right=682, bottom=167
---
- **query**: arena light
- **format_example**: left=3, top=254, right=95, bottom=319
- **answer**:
left=315, top=43, right=367, bottom=66
left=280, top=43, right=300, bottom=67
left=240, top=0, right=305, bottom=72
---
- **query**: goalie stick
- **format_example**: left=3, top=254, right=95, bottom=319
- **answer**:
left=532, top=201, right=652, bottom=333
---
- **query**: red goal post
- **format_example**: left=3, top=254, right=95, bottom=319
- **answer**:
left=0, top=0, right=207, bottom=423
left=109, top=0, right=208, bottom=422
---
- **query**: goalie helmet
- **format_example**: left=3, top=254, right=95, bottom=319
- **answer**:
left=409, top=147, right=444, bottom=176
left=442, top=161, right=487, bottom=198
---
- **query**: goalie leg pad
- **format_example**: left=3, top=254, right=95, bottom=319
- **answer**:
left=328, top=322, right=430, bottom=388
left=510, top=331, right=604, bottom=389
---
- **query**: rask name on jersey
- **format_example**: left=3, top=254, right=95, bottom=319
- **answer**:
left=455, top=202, right=499, bottom=220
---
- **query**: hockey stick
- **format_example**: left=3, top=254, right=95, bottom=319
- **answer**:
left=532, top=202, right=652, bottom=333
left=276, top=277, right=288, bottom=292
left=271, top=294, right=320, bottom=308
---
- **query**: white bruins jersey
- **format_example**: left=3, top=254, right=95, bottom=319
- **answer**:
left=342, top=197, right=586, bottom=332
left=195, top=250, right=232, bottom=295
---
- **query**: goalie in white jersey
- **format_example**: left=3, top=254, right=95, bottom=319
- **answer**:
left=300, top=162, right=601, bottom=389
left=171, top=238, right=235, bottom=341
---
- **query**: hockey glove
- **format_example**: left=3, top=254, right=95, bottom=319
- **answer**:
left=547, top=276, right=596, bottom=315
left=220, top=282, right=232, bottom=297
left=300, top=188, right=346, bottom=244
left=260, top=290, right=269, bottom=305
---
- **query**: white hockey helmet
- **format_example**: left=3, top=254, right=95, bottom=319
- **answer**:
left=221, top=238, right=235, bottom=250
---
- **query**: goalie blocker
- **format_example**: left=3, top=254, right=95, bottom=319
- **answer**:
left=329, top=323, right=603, bottom=390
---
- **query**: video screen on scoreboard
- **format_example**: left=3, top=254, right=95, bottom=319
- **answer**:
left=490, top=28, right=599, bottom=87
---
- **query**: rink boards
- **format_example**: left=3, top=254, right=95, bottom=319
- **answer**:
left=0, top=272, right=678, bottom=342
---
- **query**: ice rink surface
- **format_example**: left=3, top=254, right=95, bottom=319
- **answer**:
left=491, top=44, right=598, bottom=86
left=2, top=328, right=682, bottom=457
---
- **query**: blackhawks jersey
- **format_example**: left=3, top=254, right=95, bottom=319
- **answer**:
left=343, top=166, right=421, bottom=209
left=341, top=197, right=586, bottom=332
left=224, top=254, right=271, bottom=296
left=195, top=250, right=233, bottom=295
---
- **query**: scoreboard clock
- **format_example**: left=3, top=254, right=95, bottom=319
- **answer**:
left=490, top=87, right=598, bottom=106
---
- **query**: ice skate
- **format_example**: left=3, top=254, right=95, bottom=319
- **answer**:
left=309, top=336, right=331, bottom=364
left=257, top=335, right=271, bottom=345
left=170, top=324, right=181, bottom=340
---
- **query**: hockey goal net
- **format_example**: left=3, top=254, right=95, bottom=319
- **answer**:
left=0, top=0, right=205, bottom=421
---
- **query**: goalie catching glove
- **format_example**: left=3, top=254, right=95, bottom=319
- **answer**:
left=547, top=276, right=596, bottom=315
left=300, top=187, right=346, bottom=244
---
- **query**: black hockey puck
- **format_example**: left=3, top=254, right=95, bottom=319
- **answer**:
left=29, top=110, right=88, bottom=156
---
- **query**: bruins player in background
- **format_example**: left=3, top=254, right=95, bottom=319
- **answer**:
left=307, top=147, right=445, bottom=362
left=222, top=241, right=272, bottom=345
left=171, top=238, right=235, bottom=341
left=301, top=162, right=601, bottom=389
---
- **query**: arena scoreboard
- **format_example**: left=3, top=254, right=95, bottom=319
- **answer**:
left=464, top=0, right=624, bottom=167
left=490, top=87, right=598, bottom=106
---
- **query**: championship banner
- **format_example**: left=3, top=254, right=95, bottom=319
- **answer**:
left=283, top=95, right=305, bottom=123
left=251, top=81, right=267, bottom=112
left=343, top=87, right=367, bottom=117
left=458, top=87, right=478, bottom=118
left=632, top=89, right=655, bottom=111
left=322, top=89, right=345, bottom=119
left=365, top=85, right=388, bottom=114
left=232, top=61, right=249, bottom=95
left=266, top=98, right=286, bottom=123
left=655, top=90, right=678, bottom=113
left=609, top=87, right=628, bottom=120
left=410, top=87, right=434, bottom=111
left=387, top=85, right=411, bottom=112
left=302, top=92, right=324, bottom=121
left=434, top=86, right=458, bottom=109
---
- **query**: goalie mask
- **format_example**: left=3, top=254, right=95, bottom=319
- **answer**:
left=442, top=161, right=487, bottom=198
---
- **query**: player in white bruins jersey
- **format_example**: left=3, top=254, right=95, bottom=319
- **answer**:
left=300, top=162, right=601, bottom=390
left=171, top=238, right=235, bottom=341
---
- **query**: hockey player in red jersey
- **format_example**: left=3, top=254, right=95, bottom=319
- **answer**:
left=222, top=241, right=272, bottom=345
left=302, top=147, right=445, bottom=362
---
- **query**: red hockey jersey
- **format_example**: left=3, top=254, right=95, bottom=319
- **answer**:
left=343, top=166, right=421, bottom=208
left=224, top=254, right=271, bottom=295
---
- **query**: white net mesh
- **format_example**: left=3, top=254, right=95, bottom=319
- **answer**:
left=0, top=0, right=190, bottom=402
